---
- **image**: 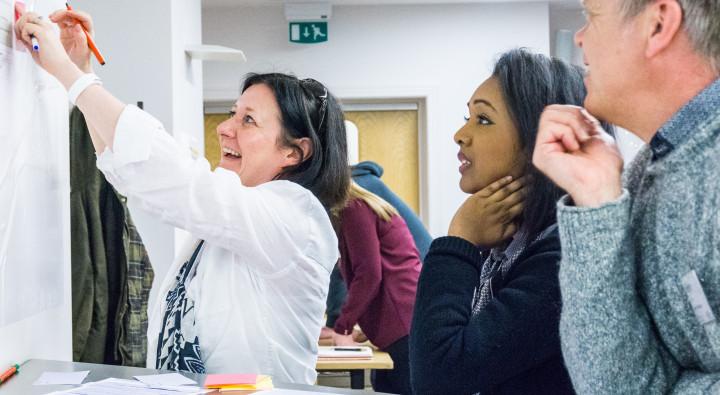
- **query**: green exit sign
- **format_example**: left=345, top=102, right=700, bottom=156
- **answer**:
left=289, top=22, right=328, bottom=44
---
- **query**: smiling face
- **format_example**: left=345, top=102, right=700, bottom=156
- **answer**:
left=575, top=0, right=645, bottom=123
left=216, top=83, right=298, bottom=187
left=454, top=77, right=525, bottom=194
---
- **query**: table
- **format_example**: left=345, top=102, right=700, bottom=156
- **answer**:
left=0, top=359, right=383, bottom=395
left=316, top=351, right=394, bottom=390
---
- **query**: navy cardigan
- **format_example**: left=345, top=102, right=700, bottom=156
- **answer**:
left=409, top=229, right=575, bottom=394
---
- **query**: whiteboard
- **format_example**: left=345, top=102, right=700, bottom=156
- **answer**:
left=0, top=0, right=71, bottom=368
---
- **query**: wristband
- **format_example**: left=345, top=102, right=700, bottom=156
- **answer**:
left=68, top=73, right=102, bottom=105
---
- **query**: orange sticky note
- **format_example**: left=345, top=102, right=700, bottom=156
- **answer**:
left=204, top=373, right=262, bottom=387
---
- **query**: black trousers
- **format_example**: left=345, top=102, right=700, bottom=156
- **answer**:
left=372, top=336, right=411, bottom=394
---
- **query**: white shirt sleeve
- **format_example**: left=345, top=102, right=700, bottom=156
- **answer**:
left=96, top=105, right=324, bottom=276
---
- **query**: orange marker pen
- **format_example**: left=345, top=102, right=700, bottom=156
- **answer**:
left=66, top=2, right=105, bottom=65
left=0, top=364, right=20, bottom=385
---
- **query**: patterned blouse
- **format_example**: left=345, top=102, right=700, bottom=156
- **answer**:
left=155, top=241, right=206, bottom=373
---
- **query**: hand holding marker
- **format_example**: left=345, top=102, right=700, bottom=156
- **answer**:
left=29, top=2, right=38, bottom=51
left=16, top=2, right=106, bottom=64
left=13, top=2, right=38, bottom=51
left=65, top=2, right=105, bottom=65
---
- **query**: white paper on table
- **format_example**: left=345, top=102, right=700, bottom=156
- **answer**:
left=33, top=370, right=90, bottom=385
left=45, top=378, right=211, bottom=395
left=134, top=373, right=198, bottom=387
left=317, top=346, right=373, bottom=358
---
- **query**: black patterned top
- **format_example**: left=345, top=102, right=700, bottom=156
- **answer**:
left=155, top=241, right=206, bottom=373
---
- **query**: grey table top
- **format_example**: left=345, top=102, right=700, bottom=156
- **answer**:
left=0, top=359, right=381, bottom=395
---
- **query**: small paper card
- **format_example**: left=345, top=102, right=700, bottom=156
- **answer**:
left=33, top=370, right=90, bottom=385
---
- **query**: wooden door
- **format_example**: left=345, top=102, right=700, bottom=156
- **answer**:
left=204, top=109, right=421, bottom=215
left=344, top=110, right=419, bottom=214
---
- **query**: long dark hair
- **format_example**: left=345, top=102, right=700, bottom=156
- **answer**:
left=242, top=73, right=350, bottom=213
left=492, top=48, right=613, bottom=236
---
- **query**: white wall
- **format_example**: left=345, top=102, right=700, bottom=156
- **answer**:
left=171, top=0, right=205, bottom=157
left=549, top=6, right=585, bottom=64
left=72, top=0, right=204, bottom=308
left=202, top=2, right=551, bottom=236
left=169, top=0, right=205, bottom=270
left=549, top=5, right=645, bottom=163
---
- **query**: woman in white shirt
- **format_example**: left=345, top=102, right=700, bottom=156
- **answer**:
left=16, top=8, right=349, bottom=384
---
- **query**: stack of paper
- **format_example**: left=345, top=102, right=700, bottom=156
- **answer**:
left=47, top=378, right=209, bottom=394
left=203, top=373, right=273, bottom=391
left=134, top=373, right=200, bottom=389
left=317, top=346, right=373, bottom=359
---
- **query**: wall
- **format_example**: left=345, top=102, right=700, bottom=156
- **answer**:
left=71, top=0, right=204, bottom=308
left=549, top=5, right=645, bottom=163
left=169, top=0, right=205, bottom=273
left=202, top=2, right=551, bottom=236
left=549, top=6, right=585, bottom=64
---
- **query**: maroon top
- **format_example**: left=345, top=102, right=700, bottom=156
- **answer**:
left=334, top=199, right=422, bottom=350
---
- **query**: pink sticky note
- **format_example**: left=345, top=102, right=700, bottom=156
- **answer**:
left=14, top=1, right=28, bottom=52
left=14, top=1, right=25, bottom=21
left=204, top=374, right=259, bottom=387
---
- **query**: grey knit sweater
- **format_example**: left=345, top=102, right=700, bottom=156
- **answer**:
left=556, top=78, right=720, bottom=394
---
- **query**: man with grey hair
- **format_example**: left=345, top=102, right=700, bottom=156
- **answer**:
left=532, top=0, right=720, bottom=393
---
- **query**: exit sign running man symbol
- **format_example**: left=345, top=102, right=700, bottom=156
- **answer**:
left=289, top=22, right=328, bottom=44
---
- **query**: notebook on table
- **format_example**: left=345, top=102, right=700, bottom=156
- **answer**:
left=317, top=346, right=373, bottom=359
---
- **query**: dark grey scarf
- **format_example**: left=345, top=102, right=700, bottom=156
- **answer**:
left=471, top=224, right=557, bottom=315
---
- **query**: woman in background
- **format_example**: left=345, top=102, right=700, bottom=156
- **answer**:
left=333, top=182, right=421, bottom=394
left=16, top=8, right=349, bottom=384
left=322, top=159, right=432, bottom=341
left=410, top=49, right=610, bottom=394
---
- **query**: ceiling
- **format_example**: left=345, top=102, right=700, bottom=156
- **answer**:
left=202, top=0, right=582, bottom=10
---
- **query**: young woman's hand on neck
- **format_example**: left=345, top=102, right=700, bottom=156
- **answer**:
left=448, top=175, right=527, bottom=249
